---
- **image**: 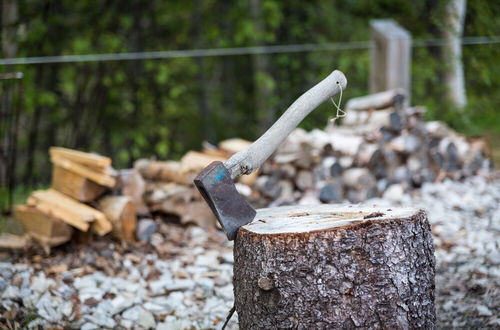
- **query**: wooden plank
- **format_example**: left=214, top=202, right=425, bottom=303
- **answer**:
left=52, top=166, right=107, bottom=202
left=28, top=189, right=96, bottom=231
left=37, top=189, right=112, bottom=236
left=0, top=233, right=30, bottom=250
left=49, top=146, right=111, bottom=167
left=51, top=154, right=116, bottom=187
left=27, top=196, right=91, bottom=232
left=14, top=205, right=73, bottom=247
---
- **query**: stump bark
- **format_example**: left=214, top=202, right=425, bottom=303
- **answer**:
left=234, top=205, right=435, bottom=329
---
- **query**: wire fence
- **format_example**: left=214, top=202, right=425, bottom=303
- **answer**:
left=1, top=36, right=499, bottom=66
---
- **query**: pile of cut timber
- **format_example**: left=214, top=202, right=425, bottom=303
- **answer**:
left=135, top=138, right=258, bottom=229
left=14, top=148, right=137, bottom=251
left=254, top=89, right=492, bottom=205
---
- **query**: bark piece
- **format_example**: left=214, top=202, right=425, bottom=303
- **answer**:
left=97, top=196, right=137, bottom=242
left=51, top=165, right=107, bottom=202
left=234, top=205, right=435, bottom=329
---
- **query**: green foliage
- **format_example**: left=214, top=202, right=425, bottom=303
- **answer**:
left=0, top=0, right=498, bottom=187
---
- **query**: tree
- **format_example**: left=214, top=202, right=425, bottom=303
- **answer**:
left=442, top=0, right=467, bottom=109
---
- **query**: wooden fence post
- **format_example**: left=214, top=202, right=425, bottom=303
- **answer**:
left=370, top=20, right=412, bottom=100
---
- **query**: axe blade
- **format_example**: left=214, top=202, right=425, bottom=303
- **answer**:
left=194, top=161, right=256, bottom=240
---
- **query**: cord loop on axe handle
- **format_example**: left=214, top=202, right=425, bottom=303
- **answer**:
left=328, top=81, right=346, bottom=124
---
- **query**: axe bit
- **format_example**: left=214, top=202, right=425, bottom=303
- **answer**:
left=195, top=70, right=347, bottom=240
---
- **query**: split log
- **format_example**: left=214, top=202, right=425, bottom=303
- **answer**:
left=180, top=151, right=226, bottom=174
left=328, top=133, right=364, bottom=157
left=318, top=180, right=343, bottom=203
left=116, top=169, right=148, bottom=215
left=28, top=189, right=111, bottom=235
left=97, top=196, right=136, bottom=242
left=135, top=159, right=189, bottom=185
left=49, top=146, right=111, bottom=168
left=51, top=166, right=106, bottom=202
left=342, top=168, right=376, bottom=191
left=218, top=138, right=252, bottom=154
left=14, top=205, right=73, bottom=248
left=234, top=205, right=435, bottom=329
left=50, top=154, right=116, bottom=187
left=295, top=170, right=314, bottom=191
left=345, top=88, right=406, bottom=111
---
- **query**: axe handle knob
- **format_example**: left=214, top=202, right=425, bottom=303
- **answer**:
left=225, top=69, right=347, bottom=179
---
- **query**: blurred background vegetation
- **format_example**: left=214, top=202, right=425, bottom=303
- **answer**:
left=0, top=0, right=499, bottom=200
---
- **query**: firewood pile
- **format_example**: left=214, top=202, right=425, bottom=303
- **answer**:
left=253, top=89, right=493, bottom=205
left=4, top=89, right=493, bottom=250
left=10, top=148, right=137, bottom=252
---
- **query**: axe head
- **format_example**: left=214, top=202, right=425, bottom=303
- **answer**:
left=194, top=161, right=256, bottom=240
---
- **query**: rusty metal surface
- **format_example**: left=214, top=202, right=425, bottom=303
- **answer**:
left=194, top=161, right=256, bottom=240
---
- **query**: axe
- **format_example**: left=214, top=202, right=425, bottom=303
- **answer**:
left=195, top=70, right=347, bottom=240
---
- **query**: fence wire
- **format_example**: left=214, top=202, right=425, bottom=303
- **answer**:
left=1, top=36, right=499, bottom=66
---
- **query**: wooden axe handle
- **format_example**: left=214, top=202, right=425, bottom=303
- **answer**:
left=225, top=70, right=347, bottom=179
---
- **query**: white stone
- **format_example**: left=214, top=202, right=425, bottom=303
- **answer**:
left=30, top=273, right=55, bottom=293
left=85, top=311, right=116, bottom=328
left=121, top=305, right=144, bottom=321
left=476, top=305, right=493, bottom=316
left=1, top=286, right=20, bottom=299
left=110, top=295, right=134, bottom=315
left=138, top=310, right=156, bottom=329
left=157, top=315, right=192, bottom=330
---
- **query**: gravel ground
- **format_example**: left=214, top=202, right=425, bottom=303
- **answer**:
left=1, top=175, right=499, bottom=329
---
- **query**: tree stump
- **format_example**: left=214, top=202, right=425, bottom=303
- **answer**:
left=234, top=205, right=435, bottom=329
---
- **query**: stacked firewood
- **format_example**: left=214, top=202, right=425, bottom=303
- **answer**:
left=134, top=138, right=258, bottom=230
left=12, top=148, right=138, bottom=251
left=254, top=89, right=492, bottom=205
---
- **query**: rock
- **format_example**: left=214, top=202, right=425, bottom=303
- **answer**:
left=80, top=323, right=100, bottom=330
left=31, top=273, right=55, bottom=293
left=121, top=305, right=144, bottom=321
left=138, top=310, right=156, bottom=329
left=136, top=219, right=158, bottom=242
left=157, top=316, right=192, bottom=330
left=476, top=305, right=493, bottom=316
left=110, top=295, right=134, bottom=315
left=85, top=311, right=116, bottom=328
left=2, top=286, right=20, bottom=299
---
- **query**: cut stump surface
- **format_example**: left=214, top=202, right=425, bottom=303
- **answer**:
left=234, top=204, right=436, bottom=329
